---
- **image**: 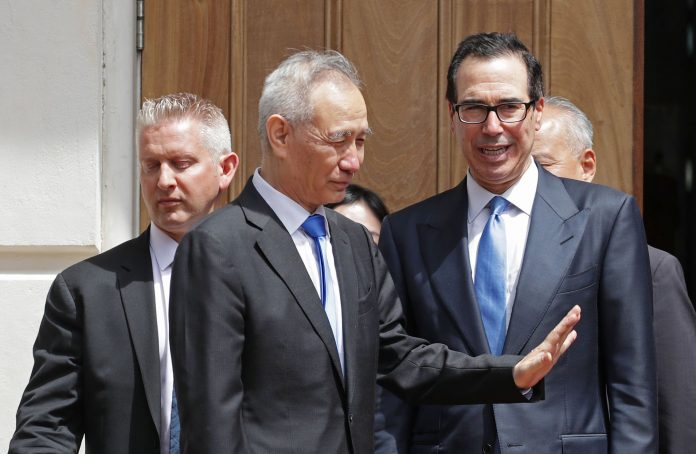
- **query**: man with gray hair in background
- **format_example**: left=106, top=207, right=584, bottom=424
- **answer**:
left=534, top=95, right=696, bottom=454
left=9, top=93, right=238, bottom=454
left=168, top=49, right=582, bottom=454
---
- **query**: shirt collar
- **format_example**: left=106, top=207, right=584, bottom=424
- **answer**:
left=149, top=222, right=179, bottom=270
left=252, top=168, right=329, bottom=236
left=467, top=156, right=538, bottom=223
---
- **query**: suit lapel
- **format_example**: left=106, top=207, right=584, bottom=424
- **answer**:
left=418, top=183, right=490, bottom=355
left=239, top=184, right=345, bottom=388
left=327, top=212, right=357, bottom=394
left=118, top=231, right=161, bottom=435
left=503, top=167, right=589, bottom=354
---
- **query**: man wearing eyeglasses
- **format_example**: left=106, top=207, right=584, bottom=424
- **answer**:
left=377, top=32, right=657, bottom=453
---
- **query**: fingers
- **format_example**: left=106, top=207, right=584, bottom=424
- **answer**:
left=513, top=306, right=582, bottom=389
left=545, top=305, right=581, bottom=350
left=513, top=350, right=552, bottom=389
left=553, top=305, right=582, bottom=339
left=557, top=329, right=578, bottom=357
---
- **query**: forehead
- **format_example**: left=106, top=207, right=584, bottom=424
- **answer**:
left=335, top=200, right=381, bottom=226
left=308, top=79, right=369, bottom=131
left=139, top=119, right=203, bottom=153
left=455, top=54, right=529, bottom=102
left=534, top=114, right=573, bottom=159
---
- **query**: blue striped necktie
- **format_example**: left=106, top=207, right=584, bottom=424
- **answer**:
left=475, top=196, right=510, bottom=355
left=169, top=389, right=179, bottom=454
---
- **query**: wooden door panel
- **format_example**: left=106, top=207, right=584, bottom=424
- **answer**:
left=342, top=0, right=440, bottom=209
left=548, top=0, right=636, bottom=195
left=142, top=0, right=230, bottom=115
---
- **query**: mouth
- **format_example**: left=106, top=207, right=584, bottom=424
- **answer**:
left=478, top=145, right=510, bottom=156
left=158, top=198, right=181, bottom=207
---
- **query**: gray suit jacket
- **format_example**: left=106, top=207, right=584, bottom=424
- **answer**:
left=169, top=181, right=541, bottom=454
left=9, top=231, right=162, bottom=454
left=649, top=246, right=696, bottom=454
left=379, top=165, right=657, bottom=454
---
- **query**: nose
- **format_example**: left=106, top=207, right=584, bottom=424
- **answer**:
left=338, top=143, right=363, bottom=174
left=481, top=110, right=504, bottom=135
left=157, top=164, right=176, bottom=190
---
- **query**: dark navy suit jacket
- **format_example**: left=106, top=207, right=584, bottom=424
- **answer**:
left=378, top=165, right=657, bottom=454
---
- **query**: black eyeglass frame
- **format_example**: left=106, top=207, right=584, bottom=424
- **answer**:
left=452, top=99, right=538, bottom=124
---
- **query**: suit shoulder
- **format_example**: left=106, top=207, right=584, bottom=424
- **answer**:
left=61, top=234, right=148, bottom=279
left=648, top=245, right=682, bottom=275
left=559, top=177, right=633, bottom=209
left=193, top=201, right=244, bottom=232
left=386, top=184, right=463, bottom=226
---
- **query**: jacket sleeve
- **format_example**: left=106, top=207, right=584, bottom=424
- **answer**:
left=169, top=228, right=247, bottom=454
left=374, top=218, right=537, bottom=405
left=374, top=218, right=415, bottom=453
left=9, top=274, right=84, bottom=453
left=599, top=196, right=658, bottom=452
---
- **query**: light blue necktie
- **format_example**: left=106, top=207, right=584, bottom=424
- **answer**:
left=475, top=196, right=510, bottom=355
left=169, top=389, right=179, bottom=454
left=301, top=214, right=329, bottom=307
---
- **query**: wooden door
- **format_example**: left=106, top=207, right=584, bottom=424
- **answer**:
left=141, top=0, right=643, bottom=228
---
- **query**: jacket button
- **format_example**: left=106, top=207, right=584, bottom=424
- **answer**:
left=482, top=442, right=493, bottom=454
left=348, top=413, right=354, bottom=424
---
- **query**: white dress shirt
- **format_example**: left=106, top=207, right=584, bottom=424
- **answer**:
left=252, top=169, right=345, bottom=373
left=149, top=223, right=179, bottom=454
left=467, top=158, right=538, bottom=330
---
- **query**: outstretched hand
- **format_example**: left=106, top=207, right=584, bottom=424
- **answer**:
left=512, top=305, right=581, bottom=389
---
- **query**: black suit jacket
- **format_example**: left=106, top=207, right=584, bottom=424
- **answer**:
left=649, top=246, right=696, bottom=454
left=9, top=231, right=162, bottom=454
left=378, top=166, right=657, bottom=454
left=169, top=181, right=541, bottom=454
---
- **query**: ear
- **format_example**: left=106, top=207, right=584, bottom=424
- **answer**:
left=217, top=152, right=239, bottom=192
left=579, top=148, right=596, bottom=182
left=266, top=114, right=292, bottom=158
left=533, top=97, right=545, bottom=131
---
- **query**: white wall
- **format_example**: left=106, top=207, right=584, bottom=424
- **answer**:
left=0, top=0, right=136, bottom=448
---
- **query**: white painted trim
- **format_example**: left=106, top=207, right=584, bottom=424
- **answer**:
left=101, top=0, right=138, bottom=251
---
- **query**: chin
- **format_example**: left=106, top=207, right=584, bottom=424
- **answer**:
left=326, top=191, right=345, bottom=204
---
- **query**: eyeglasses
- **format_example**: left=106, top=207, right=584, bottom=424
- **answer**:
left=452, top=100, right=537, bottom=124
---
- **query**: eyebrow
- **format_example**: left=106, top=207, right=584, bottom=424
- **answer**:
left=458, top=97, right=526, bottom=105
left=327, top=127, right=374, bottom=141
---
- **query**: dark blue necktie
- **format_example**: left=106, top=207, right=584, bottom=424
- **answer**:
left=475, top=196, right=510, bottom=355
left=301, top=214, right=328, bottom=307
left=169, top=389, right=180, bottom=454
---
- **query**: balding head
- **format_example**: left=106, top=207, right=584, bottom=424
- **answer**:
left=533, top=96, right=596, bottom=182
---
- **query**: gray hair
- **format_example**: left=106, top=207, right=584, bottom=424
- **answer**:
left=137, top=92, right=232, bottom=160
left=544, top=96, right=593, bottom=157
left=257, top=49, right=363, bottom=154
